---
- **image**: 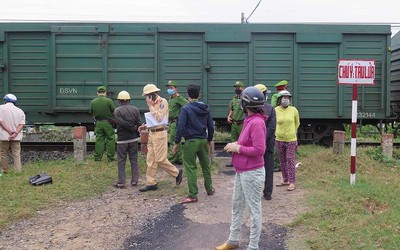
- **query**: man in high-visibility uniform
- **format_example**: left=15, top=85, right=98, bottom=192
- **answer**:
left=89, top=85, right=116, bottom=162
left=270, top=80, right=288, bottom=107
left=138, top=83, right=183, bottom=192
left=165, top=80, right=189, bottom=165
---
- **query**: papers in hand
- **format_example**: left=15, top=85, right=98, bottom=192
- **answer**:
left=144, top=112, right=168, bottom=128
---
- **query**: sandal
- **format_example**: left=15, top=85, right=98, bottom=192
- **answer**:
left=287, top=184, right=296, bottom=191
left=180, top=197, right=198, bottom=204
left=276, top=182, right=290, bottom=187
left=207, top=188, right=215, bottom=196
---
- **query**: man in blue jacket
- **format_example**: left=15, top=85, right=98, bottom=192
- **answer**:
left=172, top=84, right=215, bottom=204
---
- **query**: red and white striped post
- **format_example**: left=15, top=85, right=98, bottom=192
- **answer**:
left=350, top=85, right=357, bottom=185
left=338, top=59, right=376, bottom=186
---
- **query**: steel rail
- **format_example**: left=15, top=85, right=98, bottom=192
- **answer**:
left=20, top=141, right=400, bottom=152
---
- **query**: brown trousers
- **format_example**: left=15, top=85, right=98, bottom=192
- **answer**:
left=146, top=130, right=179, bottom=185
left=1, top=141, right=22, bottom=173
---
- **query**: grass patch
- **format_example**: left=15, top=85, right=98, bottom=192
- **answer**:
left=290, top=145, right=400, bottom=249
left=213, top=131, right=231, bottom=142
left=0, top=153, right=221, bottom=229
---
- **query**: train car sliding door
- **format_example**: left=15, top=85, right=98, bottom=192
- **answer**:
left=252, top=33, right=295, bottom=98
left=297, top=43, right=339, bottom=119
left=54, top=26, right=157, bottom=112
left=54, top=32, right=103, bottom=110
left=158, top=33, right=204, bottom=97
left=107, top=26, right=157, bottom=110
left=6, top=33, right=51, bottom=113
left=206, top=42, right=249, bottom=119
left=342, top=34, right=388, bottom=119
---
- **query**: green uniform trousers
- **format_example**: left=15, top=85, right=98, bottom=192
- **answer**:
left=168, top=121, right=183, bottom=165
left=183, top=138, right=213, bottom=198
left=94, top=121, right=116, bottom=161
left=230, top=123, right=243, bottom=142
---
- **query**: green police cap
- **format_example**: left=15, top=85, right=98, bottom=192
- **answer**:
left=274, top=80, right=288, bottom=87
left=234, top=81, right=244, bottom=87
left=97, top=86, right=107, bottom=92
left=165, top=80, right=178, bottom=87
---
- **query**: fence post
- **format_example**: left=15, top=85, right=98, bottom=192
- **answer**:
left=209, top=141, right=215, bottom=163
left=381, top=134, right=393, bottom=158
left=73, top=126, right=87, bottom=162
left=333, top=130, right=346, bottom=154
left=139, top=128, right=149, bottom=155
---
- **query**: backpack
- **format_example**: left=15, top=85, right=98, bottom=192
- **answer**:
left=29, top=173, right=53, bottom=186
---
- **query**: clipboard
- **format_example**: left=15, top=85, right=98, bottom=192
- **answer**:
left=144, top=112, right=168, bottom=128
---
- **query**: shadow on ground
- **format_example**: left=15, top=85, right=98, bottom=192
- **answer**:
left=124, top=204, right=287, bottom=250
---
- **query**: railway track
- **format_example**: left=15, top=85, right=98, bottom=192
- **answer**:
left=20, top=141, right=227, bottom=152
left=20, top=141, right=400, bottom=152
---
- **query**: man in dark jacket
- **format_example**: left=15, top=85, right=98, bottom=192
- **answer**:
left=113, top=90, right=141, bottom=188
left=255, top=84, right=276, bottom=200
left=172, top=84, right=215, bottom=204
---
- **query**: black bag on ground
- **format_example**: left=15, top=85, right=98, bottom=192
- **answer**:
left=29, top=173, right=53, bottom=186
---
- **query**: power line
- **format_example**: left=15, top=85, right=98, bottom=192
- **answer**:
left=245, top=0, right=262, bottom=24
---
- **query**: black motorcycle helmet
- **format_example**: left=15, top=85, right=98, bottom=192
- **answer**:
left=240, top=86, right=265, bottom=110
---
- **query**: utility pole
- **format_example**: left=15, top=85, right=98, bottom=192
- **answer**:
left=241, top=12, right=245, bottom=24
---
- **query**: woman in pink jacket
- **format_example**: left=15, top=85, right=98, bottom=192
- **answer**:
left=216, top=87, right=267, bottom=250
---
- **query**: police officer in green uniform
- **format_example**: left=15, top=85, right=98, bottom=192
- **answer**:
left=166, top=80, right=189, bottom=165
left=226, top=81, right=245, bottom=167
left=271, top=80, right=288, bottom=107
left=227, top=81, right=245, bottom=141
left=90, top=86, right=116, bottom=162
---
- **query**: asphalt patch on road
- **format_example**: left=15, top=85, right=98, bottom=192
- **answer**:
left=124, top=204, right=287, bottom=250
left=220, top=169, right=236, bottom=176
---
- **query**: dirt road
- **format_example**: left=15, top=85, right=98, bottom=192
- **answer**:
left=0, top=158, right=307, bottom=250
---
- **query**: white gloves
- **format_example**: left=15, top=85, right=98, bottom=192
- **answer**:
left=224, top=142, right=241, bottom=153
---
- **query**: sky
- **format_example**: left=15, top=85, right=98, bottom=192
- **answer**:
left=1, top=0, right=399, bottom=35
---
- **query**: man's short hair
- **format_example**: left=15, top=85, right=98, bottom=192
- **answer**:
left=187, top=84, right=200, bottom=99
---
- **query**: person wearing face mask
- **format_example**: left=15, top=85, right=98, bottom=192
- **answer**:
left=165, top=80, right=189, bottom=166
left=226, top=81, right=245, bottom=167
left=271, top=80, right=288, bottom=107
left=275, top=90, right=300, bottom=191
left=137, top=83, right=183, bottom=192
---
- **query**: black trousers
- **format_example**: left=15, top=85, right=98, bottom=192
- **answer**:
left=263, top=149, right=274, bottom=197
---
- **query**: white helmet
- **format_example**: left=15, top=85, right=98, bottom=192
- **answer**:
left=117, top=90, right=131, bottom=100
left=3, top=94, right=17, bottom=103
left=142, top=83, right=161, bottom=96
left=278, top=90, right=292, bottom=98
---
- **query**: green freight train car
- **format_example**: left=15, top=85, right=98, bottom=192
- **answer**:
left=0, top=23, right=394, bottom=143
left=391, top=31, right=400, bottom=133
